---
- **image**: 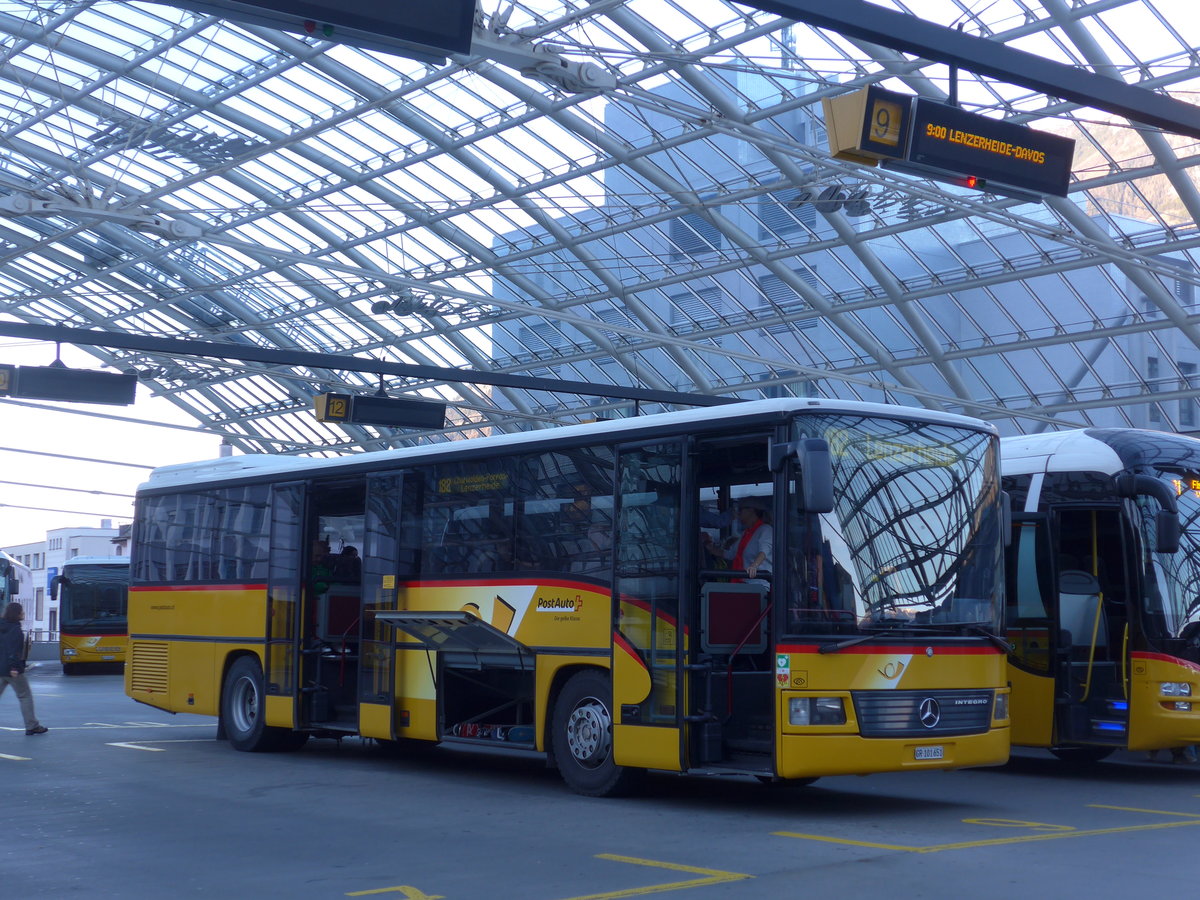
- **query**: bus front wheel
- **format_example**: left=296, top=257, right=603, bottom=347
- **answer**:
left=551, top=670, right=642, bottom=797
left=221, top=656, right=284, bottom=752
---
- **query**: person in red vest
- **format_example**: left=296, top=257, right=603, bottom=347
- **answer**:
left=704, top=496, right=773, bottom=581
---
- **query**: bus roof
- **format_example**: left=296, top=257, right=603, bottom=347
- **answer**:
left=1001, top=427, right=1200, bottom=477
left=141, top=398, right=997, bottom=493
left=61, top=556, right=130, bottom=568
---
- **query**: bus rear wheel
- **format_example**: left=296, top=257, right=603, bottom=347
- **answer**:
left=551, top=670, right=642, bottom=797
left=221, top=656, right=299, bottom=752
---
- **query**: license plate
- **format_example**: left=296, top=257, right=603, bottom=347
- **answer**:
left=914, top=745, right=944, bottom=760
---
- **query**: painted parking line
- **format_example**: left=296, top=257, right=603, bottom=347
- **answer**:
left=0, top=752, right=31, bottom=761
left=107, top=739, right=216, bottom=752
left=1, top=722, right=212, bottom=732
left=345, top=855, right=751, bottom=900
left=775, top=805, right=1200, bottom=853
left=562, top=854, right=752, bottom=899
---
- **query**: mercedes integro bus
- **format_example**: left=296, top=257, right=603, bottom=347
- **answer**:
left=126, top=399, right=1010, bottom=795
left=52, top=556, right=130, bottom=674
left=1002, top=428, right=1200, bottom=762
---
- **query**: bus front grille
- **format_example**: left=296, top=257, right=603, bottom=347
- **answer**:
left=129, top=641, right=169, bottom=694
left=852, top=690, right=994, bottom=738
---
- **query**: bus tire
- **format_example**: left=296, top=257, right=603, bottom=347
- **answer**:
left=221, top=656, right=283, bottom=752
left=551, top=670, right=641, bottom=797
left=62, top=663, right=80, bottom=676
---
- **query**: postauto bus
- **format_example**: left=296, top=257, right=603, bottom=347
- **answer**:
left=126, top=399, right=1010, bottom=795
left=52, top=555, right=130, bottom=674
left=1002, top=428, right=1200, bottom=762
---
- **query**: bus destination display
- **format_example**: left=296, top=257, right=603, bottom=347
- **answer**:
left=909, top=99, right=1075, bottom=197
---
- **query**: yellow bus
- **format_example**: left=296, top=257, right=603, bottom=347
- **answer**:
left=126, top=399, right=1010, bottom=794
left=1002, top=428, right=1200, bottom=763
left=52, top=556, right=130, bottom=674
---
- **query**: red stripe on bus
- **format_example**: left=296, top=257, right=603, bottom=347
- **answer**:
left=1131, top=651, right=1200, bottom=674
left=406, top=577, right=603, bottom=591
left=613, top=632, right=645, bottom=670
left=129, top=584, right=267, bottom=592
left=775, top=643, right=1002, bottom=655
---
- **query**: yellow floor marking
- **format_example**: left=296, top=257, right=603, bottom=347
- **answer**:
left=560, top=854, right=752, bottom=900
left=0, top=752, right=31, bottom=761
left=1089, top=804, right=1200, bottom=818
left=346, top=887, right=443, bottom=898
left=776, top=817, right=1200, bottom=853
left=963, top=818, right=1075, bottom=832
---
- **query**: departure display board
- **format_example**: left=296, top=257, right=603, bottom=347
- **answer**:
left=157, top=1, right=476, bottom=58
left=908, top=99, right=1075, bottom=197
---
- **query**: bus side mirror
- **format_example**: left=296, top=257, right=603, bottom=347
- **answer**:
left=769, top=438, right=834, bottom=513
left=1156, top=510, right=1181, bottom=554
left=49, top=574, right=63, bottom=601
left=799, top=439, right=834, bottom=513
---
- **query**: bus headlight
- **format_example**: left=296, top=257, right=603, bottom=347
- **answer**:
left=62, top=648, right=77, bottom=657
left=789, top=697, right=847, bottom=726
left=993, top=692, right=1009, bottom=721
left=1161, top=682, right=1192, bottom=697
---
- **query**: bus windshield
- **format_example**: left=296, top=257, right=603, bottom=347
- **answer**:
left=1140, top=476, right=1200, bottom=643
left=787, top=414, right=1002, bottom=634
left=60, top=564, right=129, bottom=633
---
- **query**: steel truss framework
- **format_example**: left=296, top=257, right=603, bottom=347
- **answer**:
left=0, top=0, right=1198, bottom=456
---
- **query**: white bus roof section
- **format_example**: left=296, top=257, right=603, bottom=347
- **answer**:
left=143, top=397, right=995, bottom=491
left=1000, top=430, right=1125, bottom=477
left=62, top=556, right=131, bottom=568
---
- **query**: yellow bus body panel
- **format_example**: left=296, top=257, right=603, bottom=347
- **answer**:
left=774, top=645, right=1010, bottom=775
left=60, top=633, right=127, bottom=666
left=126, top=585, right=267, bottom=717
left=614, top=724, right=683, bottom=770
left=1006, top=664, right=1056, bottom=748
left=1127, top=653, right=1200, bottom=751
left=264, top=693, right=294, bottom=729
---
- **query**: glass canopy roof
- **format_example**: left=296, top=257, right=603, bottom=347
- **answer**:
left=0, top=0, right=1198, bottom=456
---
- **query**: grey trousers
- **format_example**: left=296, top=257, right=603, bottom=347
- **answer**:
left=0, top=672, right=41, bottom=730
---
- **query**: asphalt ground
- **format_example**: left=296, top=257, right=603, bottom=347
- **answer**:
left=5, top=663, right=1200, bottom=899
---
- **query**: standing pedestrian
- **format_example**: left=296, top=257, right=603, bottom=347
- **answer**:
left=0, top=601, right=47, bottom=735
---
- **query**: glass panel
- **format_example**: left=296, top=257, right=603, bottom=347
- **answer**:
left=361, top=473, right=402, bottom=706
left=614, top=442, right=682, bottom=726
left=787, top=414, right=1003, bottom=634
left=266, top=483, right=304, bottom=697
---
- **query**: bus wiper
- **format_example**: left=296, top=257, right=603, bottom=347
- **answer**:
left=818, top=620, right=934, bottom=654
left=964, top=625, right=1013, bottom=652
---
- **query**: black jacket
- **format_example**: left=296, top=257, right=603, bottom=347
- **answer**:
left=0, top=619, right=25, bottom=674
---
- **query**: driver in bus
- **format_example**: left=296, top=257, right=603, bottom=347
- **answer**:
left=704, top=496, right=773, bottom=582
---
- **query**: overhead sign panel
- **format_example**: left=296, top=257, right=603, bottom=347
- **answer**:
left=156, top=1, right=477, bottom=60
left=315, top=392, right=446, bottom=429
left=12, top=366, right=137, bottom=405
left=821, top=87, right=1075, bottom=198
left=908, top=99, right=1075, bottom=197
left=823, top=85, right=912, bottom=165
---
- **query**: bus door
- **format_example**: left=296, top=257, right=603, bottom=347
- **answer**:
left=264, top=481, right=306, bottom=729
left=611, top=441, right=687, bottom=772
left=1051, top=507, right=1130, bottom=747
left=357, top=472, right=405, bottom=740
left=690, top=433, right=776, bottom=771
left=1005, top=514, right=1058, bottom=747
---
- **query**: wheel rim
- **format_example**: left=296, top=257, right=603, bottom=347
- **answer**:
left=229, top=675, right=260, bottom=734
left=565, top=694, right=612, bottom=769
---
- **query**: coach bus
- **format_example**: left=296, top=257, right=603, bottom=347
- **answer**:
left=0, top=550, right=31, bottom=608
left=52, top=556, right=130, bottom=674
left=126, top=398, right=1010, bottom=795
left=1002, top=428, right=1200, bottom=763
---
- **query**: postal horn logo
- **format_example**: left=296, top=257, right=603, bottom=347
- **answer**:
left=877, top=660, right=905, bottom=680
